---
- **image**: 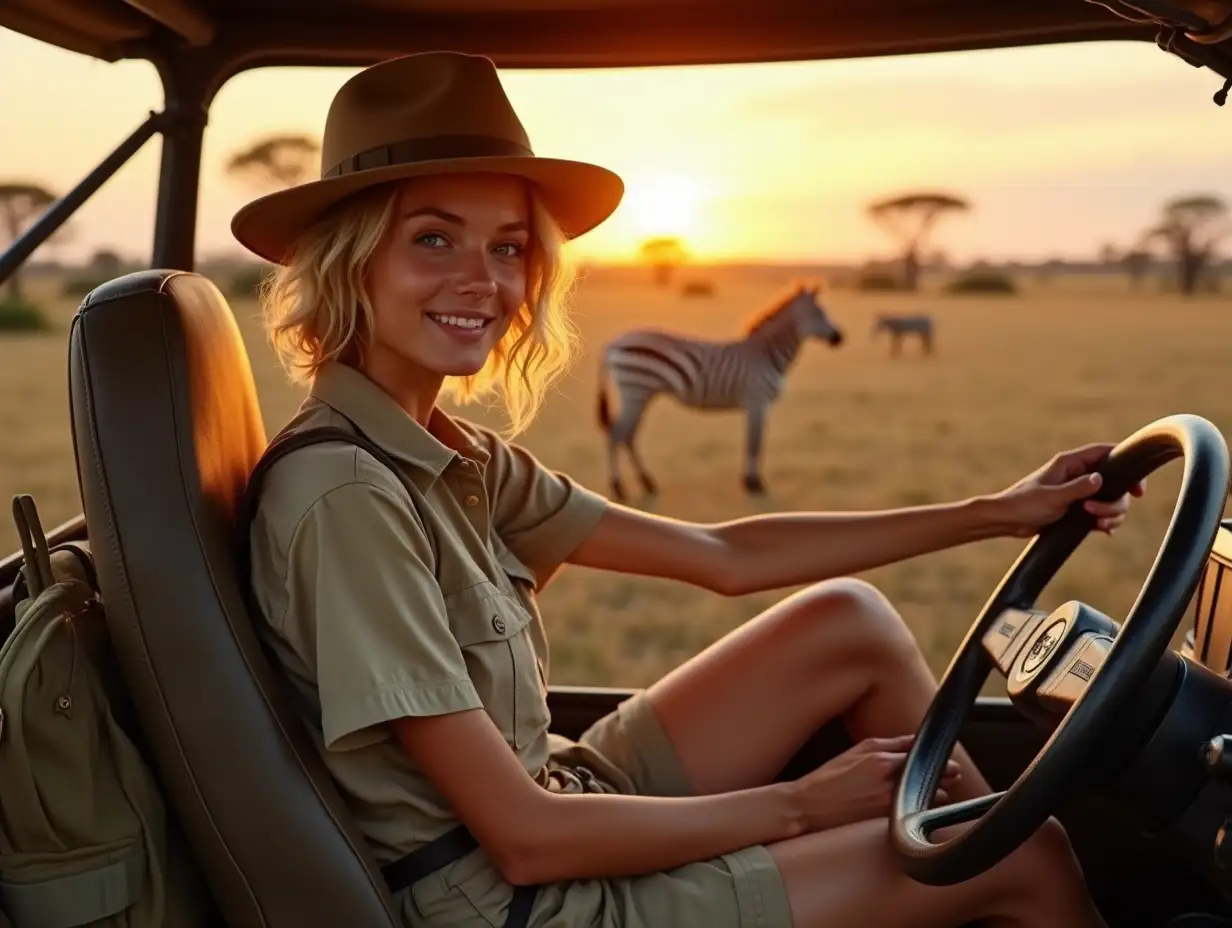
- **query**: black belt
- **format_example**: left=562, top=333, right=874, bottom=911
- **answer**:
left=381, top=825, right=537, bottom=928
left=380, top=765, right=606, bottom=928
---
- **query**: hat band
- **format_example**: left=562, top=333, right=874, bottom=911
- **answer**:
left=323, top=134, right=535, bottom=178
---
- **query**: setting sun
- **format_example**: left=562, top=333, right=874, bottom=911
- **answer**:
left=622, top=172, right=709, bottom=239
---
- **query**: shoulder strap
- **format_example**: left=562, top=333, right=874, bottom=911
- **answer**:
left=235, top=426, right=431, bottom=595
left=12, top=495, right=54, bottom=598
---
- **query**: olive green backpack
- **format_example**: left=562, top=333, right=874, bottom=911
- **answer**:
left=0, top=495, right=213, bottom=928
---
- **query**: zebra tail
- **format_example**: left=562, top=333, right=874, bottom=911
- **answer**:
left=597, top=377, right=613, bottom=431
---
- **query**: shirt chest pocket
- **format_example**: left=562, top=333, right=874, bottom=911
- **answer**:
left=446, top=583, right=549, bottom=750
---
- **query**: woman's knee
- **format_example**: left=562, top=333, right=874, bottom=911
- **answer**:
left=909, top=815, right=1085, bottom=922
left=785, top=578, right=920, bottom=666
left=992, top=816, right=1089, bottom=912
left=1021, top=815, right=1081, bottom=877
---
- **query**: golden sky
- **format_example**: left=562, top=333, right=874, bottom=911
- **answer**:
left=4, top=28, right=1232, bottom=265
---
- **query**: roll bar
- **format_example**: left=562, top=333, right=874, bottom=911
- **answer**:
left=0, top=52, right=212, bottom=285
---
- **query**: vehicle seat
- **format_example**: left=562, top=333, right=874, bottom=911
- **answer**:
left=67, top=269, right=402, bottom=928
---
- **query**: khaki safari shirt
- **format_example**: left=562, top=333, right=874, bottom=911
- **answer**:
left=248, top=360, right=610, bottom=865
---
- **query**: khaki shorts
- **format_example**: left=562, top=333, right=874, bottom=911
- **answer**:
left=405, top=691, right=794, bottom=928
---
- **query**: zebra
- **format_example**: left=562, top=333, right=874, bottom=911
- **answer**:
left=596, top=281, right=845, bottom=499
left=872, top=313, right=934, bottom=357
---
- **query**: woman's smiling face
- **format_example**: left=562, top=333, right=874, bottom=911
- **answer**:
left=364, top=173, right=532, bottom=386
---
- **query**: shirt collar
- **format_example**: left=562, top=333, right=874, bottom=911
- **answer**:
left=307, top=361, right=488, bottom=480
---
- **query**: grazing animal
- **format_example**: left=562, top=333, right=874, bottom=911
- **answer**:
left=872, top=313, right=934, bottom=357
left=596, top=281, right=845, bottom=498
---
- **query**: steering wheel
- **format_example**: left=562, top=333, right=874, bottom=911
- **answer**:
left=891, top=413, right=1231, bottom=885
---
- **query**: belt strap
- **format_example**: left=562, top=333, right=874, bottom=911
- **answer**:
left=505, top=884, right=538, bottom=928
left=380, top=825, right=538, bottom=928
left=381, top=825, right=478, bottom=892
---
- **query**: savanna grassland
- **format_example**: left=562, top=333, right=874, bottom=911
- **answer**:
left=2, top=267, right=1229, bottom=690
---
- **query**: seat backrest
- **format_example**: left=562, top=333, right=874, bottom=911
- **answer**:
left=68, top=269, right=401, bottom=928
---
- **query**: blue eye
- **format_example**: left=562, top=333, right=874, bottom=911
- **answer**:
left=494, top=242, right=524, bottom=257
left=415, top=232, right=448, bottom=248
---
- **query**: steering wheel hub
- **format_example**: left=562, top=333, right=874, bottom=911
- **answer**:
left=1016, top=613, right=1070, bottom=680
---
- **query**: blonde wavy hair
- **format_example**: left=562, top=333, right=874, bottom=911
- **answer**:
left=259, top=179, right=578, bottom=435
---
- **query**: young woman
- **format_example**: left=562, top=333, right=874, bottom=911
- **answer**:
left=235, top=51, right=1140, bottom=928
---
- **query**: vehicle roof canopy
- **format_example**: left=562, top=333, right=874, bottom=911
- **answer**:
left=0, top=1, right=1194, bottom=279
left=3, top=0, right=1152, bottom=72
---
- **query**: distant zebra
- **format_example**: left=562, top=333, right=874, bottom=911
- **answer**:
left=596, top=281, right=845, bottom=498
left=872, top=313, right=934, bottom=357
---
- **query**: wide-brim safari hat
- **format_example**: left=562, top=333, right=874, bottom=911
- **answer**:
left=231, top=51, right=624, bottom=264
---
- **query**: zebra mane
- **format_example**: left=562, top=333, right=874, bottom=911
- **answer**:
left=742, top=278, right=825, bottom=336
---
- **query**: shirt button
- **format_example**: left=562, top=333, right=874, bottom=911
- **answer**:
left=465, top=494, right=480, bottom=507
left=492, top=615, right=506, bottom=634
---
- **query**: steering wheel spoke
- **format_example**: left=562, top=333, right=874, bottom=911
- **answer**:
left=903, top=791, right=1005, bottom=842
left=981, top=606, right=1049, bottom=676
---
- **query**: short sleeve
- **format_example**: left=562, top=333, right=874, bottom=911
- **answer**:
left=482, top=435, right=608, bottom=582
left=283, top=479, right=484, bottom=752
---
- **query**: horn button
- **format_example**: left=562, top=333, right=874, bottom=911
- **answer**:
left=1001, top=601, right=1120, bottom=721
left=1016, top=616, right=1070, bottom=680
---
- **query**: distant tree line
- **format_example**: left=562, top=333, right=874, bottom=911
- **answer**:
left=859, top=188, right=1230, bottom=297
left=1, top=130, right=1230, bottom=308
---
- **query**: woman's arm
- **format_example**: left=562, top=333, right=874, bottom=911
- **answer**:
left=566, top=497, right=1004, bottom=597
left=391, top=710, right=804, bottom=885
left=566, top=442, right=1141, bottom=597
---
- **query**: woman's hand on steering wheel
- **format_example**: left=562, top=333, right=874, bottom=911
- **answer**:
left=991, top=442, right=1148, bottom=539
left=787, top=735, right=962, bottom=833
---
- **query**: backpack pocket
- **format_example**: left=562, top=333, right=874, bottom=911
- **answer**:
left=0, top=836, right=147, bottom=928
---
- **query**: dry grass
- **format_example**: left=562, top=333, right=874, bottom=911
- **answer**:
left=3, top=269, right=1229, bottom=690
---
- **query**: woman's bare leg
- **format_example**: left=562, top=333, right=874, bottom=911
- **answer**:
left=636, top=577, right=1103, bottom=925
left=643, top=577, right=989, bottom=800
left=769, top=816, right=1107, bottom=928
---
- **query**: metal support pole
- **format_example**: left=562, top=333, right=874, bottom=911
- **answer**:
left=151, top=55, right=212, bottom=271
left=0, top=111, right=167, bottom=289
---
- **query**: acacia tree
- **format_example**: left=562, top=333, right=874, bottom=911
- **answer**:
left=88, top=248, right=124, bottom=276
left=1144, top=194, right=1229, bottom=296
left=0, top=182, right=58, bottom=301
left=639, top=236, right=688, bottom=288
left=225, top=133, right=321, bottom=191
left=866, top=191, right=970, bottom=291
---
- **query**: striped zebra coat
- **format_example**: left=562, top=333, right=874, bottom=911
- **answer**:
left=596, top=282, right=844, bottom=498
